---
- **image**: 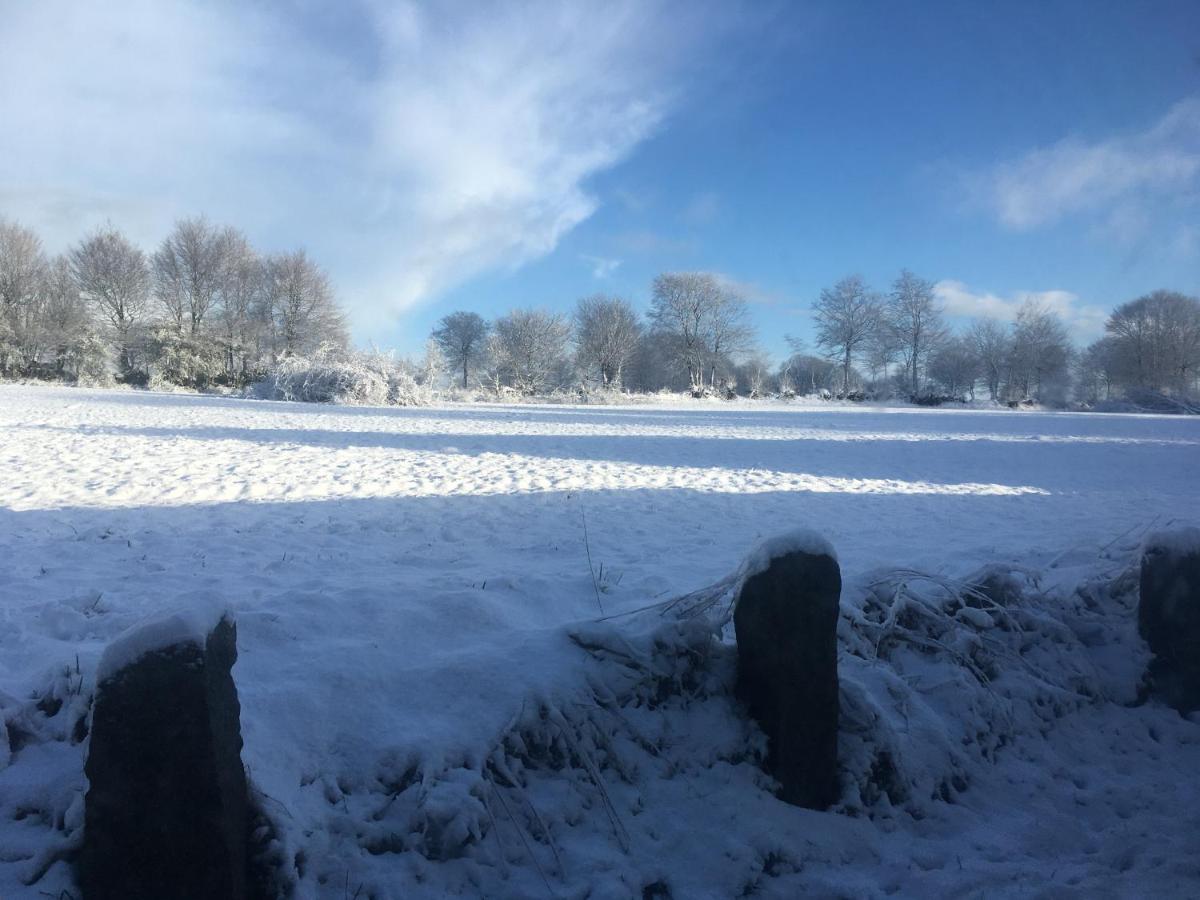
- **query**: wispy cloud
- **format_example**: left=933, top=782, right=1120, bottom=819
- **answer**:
left=970, top=97, right=1200, bottom=235
left=610, top=230, right=696, bottom=255
left=712, top=272, right=782, bottom=307
left=581, top=255, right=622, bottom=279
left=612, top=187, right=654, bottom=214
left=934, top=280, right=1108, bottom=340
left=0, top=0, right=733, bottom=334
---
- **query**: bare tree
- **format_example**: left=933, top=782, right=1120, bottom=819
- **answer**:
left=42, top=255, right=96, bottom=377
left=431, top=311, right=490, bottom=389
left=573, top=295, right=641, bottom=389
left=153, top=216, right=228, bottom=335
left=779, top=352, right=837, bottom=396
left=733, top=352, right=775, bottom=397
left=1008, top=300, right=1073, bottom=403
left=625, top=330, right=688, bottom=393
left=812, top=275, right=881, bottom=395
left=491, top=308, right=571, bottom=394
left=967, top=317, right=1009, bottom=401
left=0, top=219, right=49, bottom=374
left=705, top=283, right=754, bottom=390
left=70, top=226, right=150, bottom=374
left=1076, top=336, right=1123, bottom=404
left=887, top=269, right=946, bottom=396
left=864, top=320, right=902, bottom=394
left=265, top=250, right=348, bottom=358
left=927, top=336, right=979, bottom=399
left=214, top=229, right=265, bottom=381
left=1105, top=290, right=1200, bottom=396
left=648, top=272, right=754, bottom=394
left=649, top=272, right=716, bottom=393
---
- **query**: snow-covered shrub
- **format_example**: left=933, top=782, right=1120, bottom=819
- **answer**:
left=146, top=326, right=226, bottom=390
left=0, top=316, right=19, bottom=377
left=261, top=352, right=389, bottom=405
left=382, top=366, right=430, bottom=406
left=257, top=346, right=434, bottom=406
left=66, top=332, right=114, bottom=386
left=360, top=349, right=434, bottom=406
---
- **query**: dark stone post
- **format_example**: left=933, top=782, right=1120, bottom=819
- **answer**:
left=82, top=614, right=249, bottom=900
left=734, top=537, right=841, bottom=810
left=1140, top=528, right=1200, bottom=713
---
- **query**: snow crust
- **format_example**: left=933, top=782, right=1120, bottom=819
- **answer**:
left=2, top=385, right=1199, bottom=897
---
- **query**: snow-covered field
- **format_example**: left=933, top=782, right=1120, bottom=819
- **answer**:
left=2, top=385, right=1199, bottom=898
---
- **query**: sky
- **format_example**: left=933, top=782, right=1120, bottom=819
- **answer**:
left=1, top=0, right=1198, bottom=360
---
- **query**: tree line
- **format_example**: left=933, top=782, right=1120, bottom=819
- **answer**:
left=434, top=270, right=1200, bottom=407
left=3, top=215, right=1197, bottom=406
left=0, top=217, right=347, bottom=388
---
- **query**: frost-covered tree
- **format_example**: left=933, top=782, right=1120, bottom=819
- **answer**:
left=733, top=353, right=775, bottom=397
left=648, top=272, right=753, bottom=394
left=1104, top=290, right=1200, bottom=397
left=491, top=308, right=571, bottom=394
left=812, top=275, right=881, bottom=395
left=0, top=219, right=49, bottom=375
left=152, top=217, right=228, bottom=335
left=69, top=226, right=150, bottom=375
left=864, top=320, right=902, bottom=394
left=573, top=295, right=641, bottom=389
left=265, top=250, right=347, bottom=358
left=704, top=282, right=754, bottom=390
left=1007, top=301, right=1073, bottom=403
left=966, top=318, right=1009, bottom=401
left=1076, top=336, right=1123, bottom=404
left=431, top=311, right=490, bottom=388
left=779, top=353, right=838, bottom=396
left=887, top=269, right=946, bottom=396
left=40, top=255, right=102, bottom=379
left=648, top=272, right=719, bottom=393
left=625, top=330, right=688, bottom=393
left=927, top=336, right=979, bottom=399
left=214, top=230, right=266, bottom=382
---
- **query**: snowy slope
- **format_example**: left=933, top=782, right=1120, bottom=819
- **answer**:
left=1, top=385, right=1198, bottom=897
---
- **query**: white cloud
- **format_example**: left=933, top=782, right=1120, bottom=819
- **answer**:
left=0, top=0, right=727, bottom=335
left=934, top=280, right=1108, bottom=340
left=973, top=97, right=1200, bottom=233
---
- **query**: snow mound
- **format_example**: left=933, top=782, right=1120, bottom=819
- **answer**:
left=252, top=551, right=1154, bottom=897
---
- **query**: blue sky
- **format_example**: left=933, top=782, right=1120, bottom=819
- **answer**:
left=2, top=1, right=1197, bottom=360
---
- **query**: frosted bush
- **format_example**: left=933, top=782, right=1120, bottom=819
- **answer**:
left=258, top=348, right=432, bottom=406
left=261, top=354, right=388, bottom=405
left=383, top=366, right=431, bottom=406
left=146, top=327, right=226, bottom=389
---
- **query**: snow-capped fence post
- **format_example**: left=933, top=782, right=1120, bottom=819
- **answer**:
left=732, top=532, right=841, bottom=810
left=1139, top=527, right=1200, bottom=713
left=81, top=606, right=250, bottom=900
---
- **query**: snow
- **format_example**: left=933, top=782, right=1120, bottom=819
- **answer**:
left=737, top=528, right=838, bottom=580
left=1143, top=525, right=1200, bottom=558
left=95, top=593, right=230, bottom=683
left=1, top=384, right=1199, bottom=897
